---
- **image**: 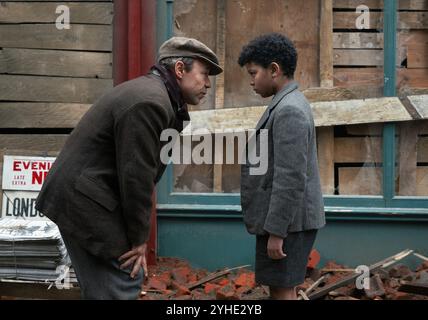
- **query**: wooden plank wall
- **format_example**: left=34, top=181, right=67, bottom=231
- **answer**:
left=0, top=0, right=113, bottom=208
left=333, top=0, right=428, bottom=95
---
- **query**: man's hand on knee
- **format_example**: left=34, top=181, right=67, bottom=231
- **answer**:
left=118, top=243, right=148, bottom=279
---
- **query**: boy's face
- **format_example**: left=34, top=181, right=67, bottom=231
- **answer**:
left=245, top=62, right=275, bottom=98
left=177, top=59, right=211, bottom=105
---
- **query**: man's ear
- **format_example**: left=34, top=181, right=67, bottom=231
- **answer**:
left=270, top=62, right=281, bottom=78
left=175, top=60, right=185, bottom=79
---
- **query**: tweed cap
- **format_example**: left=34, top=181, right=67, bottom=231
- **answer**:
left=158, top=37, right=223, bottom=75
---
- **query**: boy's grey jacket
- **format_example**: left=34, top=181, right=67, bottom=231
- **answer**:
left=241, top=81, right=326, bottom=238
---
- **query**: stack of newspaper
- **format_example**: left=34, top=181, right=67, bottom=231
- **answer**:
left=0, top=218, right=77, bottom=284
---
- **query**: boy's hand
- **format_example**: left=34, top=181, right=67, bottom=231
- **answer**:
left=267, top=234, right=287, bottom=260
left=119, top=243, right=148, bottom=279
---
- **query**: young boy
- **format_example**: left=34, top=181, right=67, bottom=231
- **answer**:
left=238, top=33, right=325, bottom=300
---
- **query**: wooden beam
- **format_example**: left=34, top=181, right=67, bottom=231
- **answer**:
left=0, top=75, right=112, bottom=104
left=408, top=95, right=428, bottom=119
left=335, top=137, right=382, bottom=163
left=320, top=0, right=334, bottom=87
left=398, top=122, right=420, bottom=195
left=0, top=103, right=91, bottom=128
left=0, top=48, right=112, bottom=79
left=0, top=135, right=68, bottom=152
left=0, top=2, right=113, bottom=24
left=317, top=127, right=335, bottom=194
left=334, top=49, right=383, bottom=66
left=0, top=24, right=112, bottom=51
left=333, top=32, right=383, bottom=49
left=417, top=167, right=428, bottom=196
left=334, top=0, right=428, bottom=10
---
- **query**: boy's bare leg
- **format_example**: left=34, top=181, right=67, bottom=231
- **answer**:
left=270, top=286, right=297, bottom=300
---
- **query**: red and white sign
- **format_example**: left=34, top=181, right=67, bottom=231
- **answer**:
left=2, top=155, right=56, bottom=191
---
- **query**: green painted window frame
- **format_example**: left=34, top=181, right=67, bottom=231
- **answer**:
left=156, top=0, right=428, bottom=213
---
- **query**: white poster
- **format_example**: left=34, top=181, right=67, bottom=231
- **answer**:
left=1, top=191, right=48, bottom=220
left=2, top=155, right=56, bottom=191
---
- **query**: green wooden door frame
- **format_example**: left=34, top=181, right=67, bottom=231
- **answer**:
left=156, top=0, right=428, bottom=216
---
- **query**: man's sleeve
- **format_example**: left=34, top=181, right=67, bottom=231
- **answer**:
left=114, top=102, right=171, bottom=247
left=263, top=105, right=309, bottom=238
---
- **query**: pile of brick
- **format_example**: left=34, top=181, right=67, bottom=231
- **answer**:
left=141, top=256, right=428, bottom=300
left=140, top=257, right=268, bottom=300
left=301, top=260, right=428, bottom=300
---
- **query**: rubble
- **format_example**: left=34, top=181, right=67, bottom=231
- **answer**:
left=140, top=251, right=428, bottom=300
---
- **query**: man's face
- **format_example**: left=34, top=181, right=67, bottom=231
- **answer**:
left=245, top=62, right=275, bottom=98
left=177, top=59, right=211, bottom=105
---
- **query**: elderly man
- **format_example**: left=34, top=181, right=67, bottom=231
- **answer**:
left=36, top=37, right=222, bottom=300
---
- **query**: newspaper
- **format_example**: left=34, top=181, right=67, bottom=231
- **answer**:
left=0, top=218, right=77, bottom=283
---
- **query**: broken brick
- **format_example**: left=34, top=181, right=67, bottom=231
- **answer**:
left=171, top=281, right=191, bottom=297
left=204, top=283, right=220, bottom=295
left=416, top=261, right=428, bottom=272
left=147, top=278, right=167, bottom=291
left=218, top=278, right=230, bottom=287
left=389, top=264, right=412, bottom=279
left=216, top=284, right=239, bottom=300
left=234, top=272, right=255, bottom=288
left=364, top=274, right=386, bottom=299
left=171, top=267, right=191, bottom=284
left=307, top=249, right=321, bottom=269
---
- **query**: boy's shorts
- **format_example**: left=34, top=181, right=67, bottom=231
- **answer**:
left=255, top=229, right=317, bottom=288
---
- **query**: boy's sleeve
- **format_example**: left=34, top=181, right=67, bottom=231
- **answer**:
left=263, top=105, right=310, bottom=238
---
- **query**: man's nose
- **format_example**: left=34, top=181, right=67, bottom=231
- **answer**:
left=205, top=77, right=211, bottom=88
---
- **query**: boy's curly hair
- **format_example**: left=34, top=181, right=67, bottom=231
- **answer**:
left=238, top=33, right=297, bottom=79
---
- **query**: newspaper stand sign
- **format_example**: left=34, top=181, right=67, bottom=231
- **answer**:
left=1, top=156, right=56, bottom=220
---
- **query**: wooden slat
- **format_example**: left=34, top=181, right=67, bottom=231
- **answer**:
left=0, top=135, right=68, bottom=152
left=334, top=67, right=383, bottom=87
left=334, top=0, right=428, bottom=10
left=338, top=167, right=382, bottom=195
left=334, top=49, right=383, bottom=66
left=335, top=137, right=382, bottom=163
left=333, top=32, right=383, bottom=49
left=398, top=122, right=419, bottom=195
left=418, top=137, right=428, bottom=162
left=187, top=96, right=415, bottom=134
left=0, top=24, right=112, bottom=51
left=303, top=86, right=383, bottom=101
left=398, top=69, right=428, bottom=89
left=399, top=12, right=428, bottom=30
left=317, top=127, right=335, bottom=194
left=0, top=48, right=112, bottom=78
left=407, top=44, right=428, bottom=68
left=408, top=95, right=428, bottom=119
left=417, top=167, right=428, bottom=196
left=0, top=2, right=112, bottom=24
left=334, top=12, right=428, bottom=30
left=334, top=12, right=383, bottom=29
left=0, top=103, right=91, bottom=128
left=0, top=75, right=112, bottom=104
left=6, top=0, right=109, bottom=2
left=312, top=97, right=412, bottom=127
left=320, top=0, right=334, bottom=87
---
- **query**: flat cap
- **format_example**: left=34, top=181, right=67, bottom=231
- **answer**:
left=158, top=37, right=223, bottom=76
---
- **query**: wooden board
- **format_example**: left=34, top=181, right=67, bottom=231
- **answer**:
left=0, top=103, right=91, bottom=128
left=417, top=167, right=428, bottom=196
left=0, top=75, right=112, bottom=104
left=333, top=32, right=383, bottom=49
left=338, top=167, right=382, bottom=195
left=334, top=0, right=428, bottom=10
left=345, top=123, right=383, bottom=136
left=224, top=0, right=320, bottom=108
left=320, top=0, right=334, bottom=87
left=335, top=137, right=382, bottom=163
left=334, top=49, right=383, bottom=66
left=408, top=95, right=428, bottom=119
left=0, top=24, right=112, bottom=51
left=0, top=48, right=112, bottom=78
left=334, top=12, right=428, bottom=30
left=334, top=67, right=384, bottom=87
left=407, top=44, right=428, bottom=68
left=418, top=137, right=428, bottom=162
left=398, top=122, right=419, bottom=195
left=0, top=2, right=112, bottom=24
left=0, top=135, right=68, bottom=152
left=398, top=69, right=428, bottom=89
left=173, top=0, right=217, bottom=111
left=311, top=97, right=412, bottom=127
left=317, top=127, right=335, bottom=194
